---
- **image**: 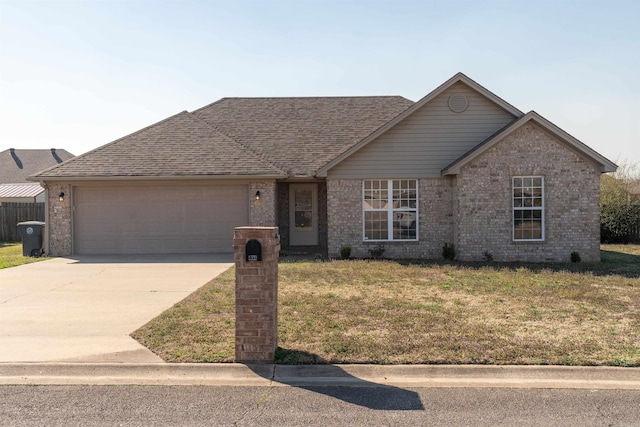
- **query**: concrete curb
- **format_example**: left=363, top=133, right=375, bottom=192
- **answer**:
left=1, top=363, right=639, bottom=389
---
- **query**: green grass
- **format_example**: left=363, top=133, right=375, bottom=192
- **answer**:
left=0, top=242, right=46, bottom=269
left=132, top=244, right=640, bottom=366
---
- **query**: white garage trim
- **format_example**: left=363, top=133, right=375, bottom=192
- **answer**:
left=73, top=183, right=249, bottom=254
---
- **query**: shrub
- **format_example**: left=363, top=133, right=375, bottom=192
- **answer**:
left=600, top=161, right=640, bottom=243
left=570, top=251, right=581, bottom=263
left=368, top=245, right=385, bottom=259
left=442, top=242, right=456, bottom=260
left=483, top=251, right=494, bottom=262
left=339, top=245, right=351, bottom=260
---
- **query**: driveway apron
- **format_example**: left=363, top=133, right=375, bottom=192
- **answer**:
left=0, top=254, right=232, bottom=363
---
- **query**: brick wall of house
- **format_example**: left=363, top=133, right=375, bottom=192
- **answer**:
left=276, top=183, right=290, bottom=247
left=327, top=178, right=455, bottom=259
left=46, top=182, right=72, bottom=256
left=317, top=181, right=328, bottom=254
left=327, top=123, right=601, bottom=262
left=455, top=123, right=601, bottom=262
left=250, top=181, right=277, bottom=226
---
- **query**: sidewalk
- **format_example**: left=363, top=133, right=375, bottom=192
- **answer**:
left=1, top=363, right=639, bottom=389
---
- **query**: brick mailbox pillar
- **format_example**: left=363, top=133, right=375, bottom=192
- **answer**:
left=233, top=226, right=280, bottom=363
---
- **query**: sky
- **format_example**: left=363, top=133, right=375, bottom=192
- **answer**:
left=1, top=0, right=638, bottom=167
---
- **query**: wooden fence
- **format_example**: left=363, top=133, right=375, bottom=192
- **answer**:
left=0, top=203, right=45, bottom=242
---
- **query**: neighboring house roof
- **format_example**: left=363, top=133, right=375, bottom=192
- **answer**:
left=0, top=148, right=74, bottom=183
left=32, top=96, right=414, bottom=180
left=441, top=111, right=618, bottom=174
left=0, top=183, right=44, bottom=198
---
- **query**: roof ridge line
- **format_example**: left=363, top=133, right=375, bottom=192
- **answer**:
left=207, top=95, right=407, bottom=99
left=189, top=97, right=229, bottom=116
left=186, top=113, right=288, bottom=176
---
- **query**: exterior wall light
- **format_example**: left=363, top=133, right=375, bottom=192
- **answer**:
left=255, top=190, right=260, bottom=201
left=58, top=192, right=65, bottom=202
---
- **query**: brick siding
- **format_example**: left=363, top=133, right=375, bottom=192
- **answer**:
left=44, top=124, right=601, bottom=262
left=455, top=123, right=601, bottom=262
left=327, top=178, right=455, bottom=259
left=46, top=183, right=72, bottom=256
left=249, top=181, right=277, bottom=226
left=327, top=124, right=601, bottom=262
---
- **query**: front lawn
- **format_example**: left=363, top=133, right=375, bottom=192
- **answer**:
left=0, top=242, right=46, bottom=269
left=132, top=244, right=640, bottom=366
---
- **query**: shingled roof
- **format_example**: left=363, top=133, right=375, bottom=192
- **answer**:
left=31, top=96, right=413, bottom=180
left=0, top=148, right=74, bottom=183
left=32, top=112, right=286, bottom=179
left=192, top=96, right=414, bottom=177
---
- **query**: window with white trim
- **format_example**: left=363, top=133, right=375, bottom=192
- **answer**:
left=363, top=179, right=418, bottom=241
left=512, top=176, right=544, bottom=241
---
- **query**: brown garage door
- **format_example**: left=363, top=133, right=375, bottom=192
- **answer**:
left=73, top=184, right=249, bottom=254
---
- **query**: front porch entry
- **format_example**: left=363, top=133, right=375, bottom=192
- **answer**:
left=289, top=183, right=318, bottom=246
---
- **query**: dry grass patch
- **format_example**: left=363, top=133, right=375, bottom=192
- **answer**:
left=132, top=268, right=236, bottom=362
left=132, top=244, right=640, bottom=365
left=0, top=243, right=46, bottom=269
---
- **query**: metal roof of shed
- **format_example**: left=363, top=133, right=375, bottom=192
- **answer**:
left=0, top=183, right=44, bottom=198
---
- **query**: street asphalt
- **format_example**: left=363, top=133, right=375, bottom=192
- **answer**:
left=4, top=385, right=639, bottom=426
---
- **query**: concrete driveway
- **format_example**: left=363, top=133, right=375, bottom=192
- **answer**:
left=0, top=254, right=233, bottom=363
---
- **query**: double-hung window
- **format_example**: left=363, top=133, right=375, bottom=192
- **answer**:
left=513, top=176, right=544, bottom=241
left=363, top=179, right=418, bottom=241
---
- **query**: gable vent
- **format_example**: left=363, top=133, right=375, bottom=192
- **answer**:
left=448, top=94, right=468, bottom=113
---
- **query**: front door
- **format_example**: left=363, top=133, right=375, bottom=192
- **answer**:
left=289, top=183, right=318, bottom=246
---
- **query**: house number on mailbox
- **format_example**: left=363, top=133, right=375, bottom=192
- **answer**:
left=246, top=239, right=262, bottom=262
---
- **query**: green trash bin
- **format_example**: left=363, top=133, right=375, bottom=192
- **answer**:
left=17, top=221, right=45, bottom=257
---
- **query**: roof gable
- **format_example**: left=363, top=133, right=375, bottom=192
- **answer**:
left=316, top=72, right=523, bottom=177
left=442, top=111, right=618, bottom=174
left=0, top=148, right=74, bottom=184
left=325, top=81, right=519, bottom=179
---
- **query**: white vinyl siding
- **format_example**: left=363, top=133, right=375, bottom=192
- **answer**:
left=329, top=82, right=517, bottom=179
left=512, top=176, right=544, bottom=241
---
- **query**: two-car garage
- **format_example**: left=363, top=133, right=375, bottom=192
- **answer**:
left=72, top=183, right=249, bottom=254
